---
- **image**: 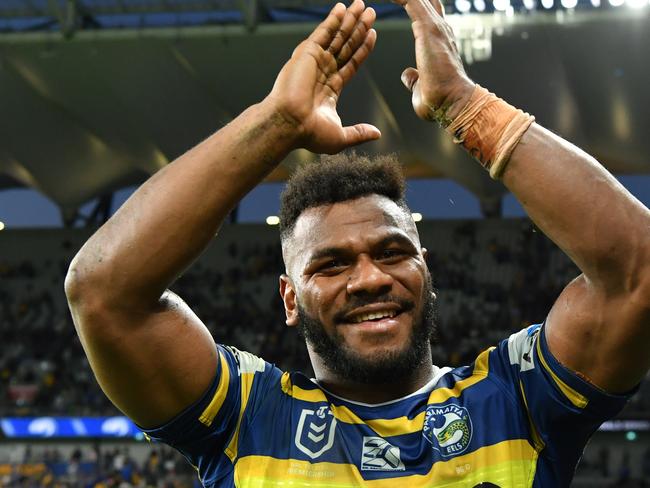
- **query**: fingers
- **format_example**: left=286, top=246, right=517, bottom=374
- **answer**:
left=338, top=28, right=377, bottom=86
left=308, top=2, right=347, bottom=48
left=335, top=6, right=376, bottom=68
left=401, top=67, right=419, bottom=92
left=397, top=0, right=444, bottom=26
left=431, top=0, right=446, bottom=19
left=327, top=0, right=366, bottom=56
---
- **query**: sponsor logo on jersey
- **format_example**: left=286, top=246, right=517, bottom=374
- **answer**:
left=507, top=326, right=538, bottom=372
left=361, top=436, right=405, bottom=471
left=295, top=406, right=337, bottom=459
left=423, top=403, right=473, bottom=457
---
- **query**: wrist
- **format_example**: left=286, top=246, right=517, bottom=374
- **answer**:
left=445, top=77, right=476, bottom=122
left=436, top=78, right=476, bottom=126
left=445, top=84, right=535, bottom=179
left=257, top=96, right=306, bottom=151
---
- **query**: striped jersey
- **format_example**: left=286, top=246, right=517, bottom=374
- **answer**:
left=142, top=324, right=631, bottom=487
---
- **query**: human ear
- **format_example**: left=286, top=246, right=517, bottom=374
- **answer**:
left=279, top=274, right=299, bottom=327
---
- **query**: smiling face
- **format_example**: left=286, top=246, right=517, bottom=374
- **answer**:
left=280, top=194, right=436, bottom=384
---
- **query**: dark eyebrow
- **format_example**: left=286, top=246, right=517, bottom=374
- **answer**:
left=305, top=247, right=352, bottom=267
left=374, top=233, right=418, bottom=253
left=305, top=232, right=417, bottom=267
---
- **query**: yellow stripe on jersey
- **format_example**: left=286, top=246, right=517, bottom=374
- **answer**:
left=518, top=380, right=545, bottom=452
left=225, top=371, right=256, bottom=462
left=535, top=334, right=588, bottom=409
left=280, top=378, right=425, bottom=437
left=279, top=349, right=491, bottom=438
left=428, top=347, right=491, bottom=405
left=233, top=438, right=537, bottom=487
left=329, top=404, right=427, bottom=438
left=198, top=351, right=231, bottom=427
left=281, top=372, right=328, bottom=403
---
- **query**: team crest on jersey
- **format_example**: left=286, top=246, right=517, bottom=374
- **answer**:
left=294, top=406, right=337, bottom=459
left=423, top=403, right=473, bottom=457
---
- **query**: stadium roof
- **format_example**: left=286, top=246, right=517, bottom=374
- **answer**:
left=0, top=5, right=648, bottom=219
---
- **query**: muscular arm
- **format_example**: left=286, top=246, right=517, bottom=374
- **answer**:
left=65, top=0, right=379, bottom=428
left=66, top=105, right=297, bottom=427
left=399, top=0, right=650, bottom=393
left=503, top=125, right=650, bottom=393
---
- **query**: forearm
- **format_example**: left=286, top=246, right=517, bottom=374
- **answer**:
left=502, top=123, right=650, bottom=292
left=66, top=100, right=296, bottom=308
left=397, top=0, right=650, bottom=291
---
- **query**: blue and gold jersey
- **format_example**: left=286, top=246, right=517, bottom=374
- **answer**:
left=143, top=324, right=631, bottom=487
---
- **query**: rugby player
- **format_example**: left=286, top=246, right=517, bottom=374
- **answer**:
left=65, top=0, right=650, bottom=485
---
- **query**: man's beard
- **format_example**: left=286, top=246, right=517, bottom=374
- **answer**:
left=297, top=277, right=437, bottom=385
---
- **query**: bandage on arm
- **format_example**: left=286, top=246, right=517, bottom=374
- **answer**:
left=445, top=85, right=535, bottom=179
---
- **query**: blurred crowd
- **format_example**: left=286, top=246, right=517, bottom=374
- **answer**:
left=574, top=445, right=650, bottom=487
left=0, top=444, right=198, bottom=487
left=2, top=442, right=649, bottom=488
left=1, top=218, right=649, bottom=417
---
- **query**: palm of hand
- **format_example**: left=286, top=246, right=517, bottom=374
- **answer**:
left=268, top=1, right=380, bottom=154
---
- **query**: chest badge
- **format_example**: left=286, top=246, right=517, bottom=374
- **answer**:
left=295, top=406, right=337, bottom=459
left=423, top=404, right=473, bottom=458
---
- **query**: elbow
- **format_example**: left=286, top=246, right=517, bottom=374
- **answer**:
left=65, top=255, right=99, bottom=338
left=65, top=254, right=123, bottom=340
left=64, top=252, right=110, bottom=316
left=65, top=250, right=157, bottom=321
left=64, top=253, right=97, bottom=305
left=64, top=255, right=83, bottom=306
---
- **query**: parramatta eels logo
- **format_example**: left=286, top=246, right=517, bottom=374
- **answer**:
left=423, top=404, right=473, bottom=457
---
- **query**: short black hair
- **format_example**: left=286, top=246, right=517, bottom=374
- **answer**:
left=279, top=152, right=409, bottom=241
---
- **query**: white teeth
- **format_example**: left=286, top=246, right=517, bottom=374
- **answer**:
left=352, top=310, right=397, bottom=323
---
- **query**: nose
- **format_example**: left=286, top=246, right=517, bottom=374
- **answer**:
left=346, top=255, right=394, bottom=296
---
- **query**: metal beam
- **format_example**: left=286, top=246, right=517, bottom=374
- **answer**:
left=46, top=0, right=78, bottom=38
left=237, top=0, right=271, bottom=31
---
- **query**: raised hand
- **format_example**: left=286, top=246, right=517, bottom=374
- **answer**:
left=267, top=0, right=380, bottom=154
left=395, top=0, right=475, bottom=124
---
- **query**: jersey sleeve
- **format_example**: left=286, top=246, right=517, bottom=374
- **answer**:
left=139, top=344, right=283, bottom=486
left=492, top=323, right=634, bottom=470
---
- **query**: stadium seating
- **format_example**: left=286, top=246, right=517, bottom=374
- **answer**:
left=1, top=220, right=648, bottom=417
left=1, top=220, right=649, bottom=486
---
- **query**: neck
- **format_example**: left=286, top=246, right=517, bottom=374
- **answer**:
left=312, top=360, right=436, bottom=405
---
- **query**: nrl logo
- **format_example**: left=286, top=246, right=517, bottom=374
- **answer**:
left=423, top=404, right=473, bottom=458
left=295, top=406, right=337, bottom=459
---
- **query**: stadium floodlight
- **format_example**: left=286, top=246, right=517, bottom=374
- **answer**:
left=626, top=0, right=648, bottom=8
left=541, top=0, right=554, bottom=8
left=266, top=216, right=280, bottom=225
left=493, top=0, right=511, bottom=10
left=523, top=0, right=536, bottom=9
left=455, top=0, right=473, bottom=12
left=411, top=213, right=423, bottom=222
left=474, top=0, right=487, bottom=11
left=0, top=221, right=4, bottom=231
left=590, top=0, right=601, bottom=6
left=608, top=0, right=625, bottom=6
left=560, top=0, right=578, bottom=8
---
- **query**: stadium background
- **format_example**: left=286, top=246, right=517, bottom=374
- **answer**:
left=0, top=0, right=649, bottom=486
